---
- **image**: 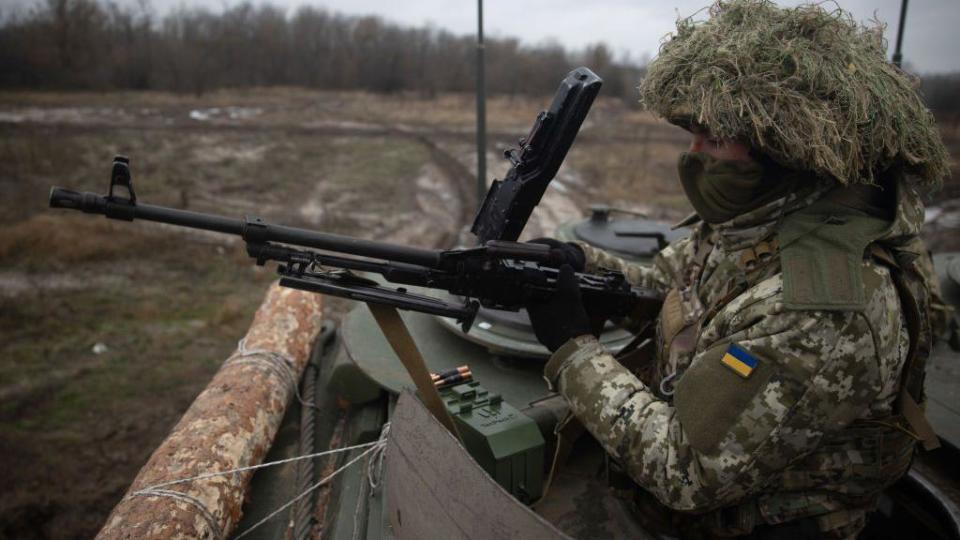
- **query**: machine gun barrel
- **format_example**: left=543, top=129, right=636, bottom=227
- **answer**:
left=45, top=68, right=663, bottom=333
left=49, top=187, right=443, bottom=268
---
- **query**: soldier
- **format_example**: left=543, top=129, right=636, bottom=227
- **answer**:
left=525, top=1, right=950, bottom=538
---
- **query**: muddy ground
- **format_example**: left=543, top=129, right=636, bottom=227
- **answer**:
left=0, top=88, right=957, bottom=539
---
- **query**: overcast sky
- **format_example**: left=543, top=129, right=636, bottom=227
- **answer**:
left=9, top=0, right=960, bottom=73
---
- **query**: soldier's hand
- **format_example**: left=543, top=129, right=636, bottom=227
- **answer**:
left=526, top=264, right=592, bottom=352
left=528, top=238, right=586, bottom=271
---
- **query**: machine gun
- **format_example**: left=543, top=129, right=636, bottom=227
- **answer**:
left=47, top=67, right=662, bottom=332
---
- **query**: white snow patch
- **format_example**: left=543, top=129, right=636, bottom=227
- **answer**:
left=189, top=106, right=262, bottom=122
left=299, top=199, right=325, bottom=224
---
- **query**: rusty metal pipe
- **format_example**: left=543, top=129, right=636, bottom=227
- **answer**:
left=97, top=283, right=324, bottom=539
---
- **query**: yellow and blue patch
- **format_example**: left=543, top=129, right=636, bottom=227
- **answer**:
left=720, top=343, right=758, bottom=378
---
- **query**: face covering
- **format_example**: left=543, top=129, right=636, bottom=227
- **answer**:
left=677, top=152, right=790, bottom=224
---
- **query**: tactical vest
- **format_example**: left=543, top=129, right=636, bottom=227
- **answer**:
left=619, top=196, right=939, bottom=539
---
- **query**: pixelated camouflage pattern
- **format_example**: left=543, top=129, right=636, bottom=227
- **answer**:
left=547, top=183, right=930, bottom=535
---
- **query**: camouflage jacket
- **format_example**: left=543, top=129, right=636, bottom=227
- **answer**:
left=544, top=182, right=931, bottom=532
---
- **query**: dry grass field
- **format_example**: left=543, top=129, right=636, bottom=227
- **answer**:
left=0, top=87, right=956, bottom=538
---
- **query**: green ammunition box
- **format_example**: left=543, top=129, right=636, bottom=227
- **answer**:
left=439, top=380, right=545, bottom=503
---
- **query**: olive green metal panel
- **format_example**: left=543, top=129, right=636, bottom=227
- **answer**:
left=433, top=304, right=637, bottom=360
left=363, top=473, right=393, bottom=540
left=325, top=400, right=389, bottom=540
left=341, top=305, right=552, bottom=409
left=326, top=454, right=369, bottom=540
left=440, top=381, right=545, bottom=503
left=329, top=345, right=384, bottom=405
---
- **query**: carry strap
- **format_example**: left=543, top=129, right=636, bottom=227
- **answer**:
left=367, top=304, right=462, bottom=441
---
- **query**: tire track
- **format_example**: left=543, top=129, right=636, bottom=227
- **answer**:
left=386, top=125, right=477, bottom=248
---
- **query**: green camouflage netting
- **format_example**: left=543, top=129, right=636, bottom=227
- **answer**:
left=640, top=0, right=949, bottom=187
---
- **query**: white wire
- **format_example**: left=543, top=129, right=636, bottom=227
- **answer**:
left=133, top=440, right=380, bottom=491
left=124, top=368, right=391, bottom=540
left=230, top=338, right=319, bottom=410
left=234, top=440, right=385, bottom=539
left=124, top=438, right=385, bottom=540
left=129, top=488, right=225, bottom=540
left=366, top=423, right=390, bottom=491
left=354, top=423, right=391, bottom=540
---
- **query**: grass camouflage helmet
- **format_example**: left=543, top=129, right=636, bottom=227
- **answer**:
left=640, top=0, right=949, bottom=188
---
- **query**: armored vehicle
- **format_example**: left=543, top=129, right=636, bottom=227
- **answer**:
left=236, top=208, right=960, bottom=540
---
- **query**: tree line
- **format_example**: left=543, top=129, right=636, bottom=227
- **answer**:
left=1, top=0, right=957, bottom=120
left=0, top=0, right=642, bottom=100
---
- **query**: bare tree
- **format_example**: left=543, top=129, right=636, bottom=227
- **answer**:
left=0, top=0, right=656, bottom=99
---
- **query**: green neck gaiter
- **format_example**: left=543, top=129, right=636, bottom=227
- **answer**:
left=677, top=152, right=790, bottom=224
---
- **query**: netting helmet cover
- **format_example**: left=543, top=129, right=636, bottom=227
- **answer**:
left=640, top=0, right=949, bottom=187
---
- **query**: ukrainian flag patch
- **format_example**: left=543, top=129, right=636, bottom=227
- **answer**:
left=720, top=343, right=758, bottom=378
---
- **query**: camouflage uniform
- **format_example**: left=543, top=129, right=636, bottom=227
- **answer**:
left=543, top=180, right=936, bottom=538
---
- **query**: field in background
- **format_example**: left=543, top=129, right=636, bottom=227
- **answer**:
left=0, top=87, right=957, bottom=539
left=0, top=87, right=692, bottom=539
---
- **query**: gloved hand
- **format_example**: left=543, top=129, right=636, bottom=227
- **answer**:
left=528, top=238, right=586, bottom=271
left=526, top=264, right=592, bottom=352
